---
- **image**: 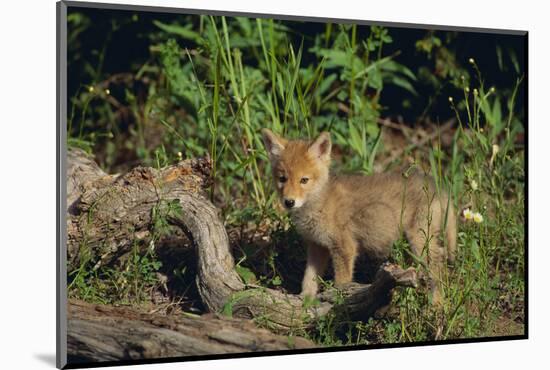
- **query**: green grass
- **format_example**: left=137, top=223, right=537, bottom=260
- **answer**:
left=68, top=241, right=163, bottom=305
left=67, top=15, right=525, bottom=345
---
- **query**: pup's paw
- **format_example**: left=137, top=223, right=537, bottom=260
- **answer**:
left=300, top=283, right=318, bottom=298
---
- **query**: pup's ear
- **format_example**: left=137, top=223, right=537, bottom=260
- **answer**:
left=308, top=132, right=331, bottom=162
left=261, top=128, right=287, bottom=161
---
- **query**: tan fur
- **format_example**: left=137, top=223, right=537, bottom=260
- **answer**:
left=261, top=129, right=457, bottom=303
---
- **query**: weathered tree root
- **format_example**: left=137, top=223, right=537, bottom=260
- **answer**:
left=67, top=148, right=417, bottom=335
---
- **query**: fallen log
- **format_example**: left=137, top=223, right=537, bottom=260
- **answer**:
left=68, top=299, right=315, bottom=363
left=66, top=148, right=417, bottom=333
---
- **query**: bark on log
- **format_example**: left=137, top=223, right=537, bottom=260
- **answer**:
left=67, top=148, right=417, bottom=333
left=68, top=299, right=315, bottom=363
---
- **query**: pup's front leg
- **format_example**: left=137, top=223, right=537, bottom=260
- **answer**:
left=301, top=242, right=330, bottom=297
left=331, top=233, right=358, bottom=287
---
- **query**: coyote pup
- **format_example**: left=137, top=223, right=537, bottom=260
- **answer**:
left=261, top=129, right=456, bottom=301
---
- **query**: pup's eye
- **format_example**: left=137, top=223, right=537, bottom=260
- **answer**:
left=300, top=177, right=309, bottom=184
left=279, top=175, right=287, bottom=183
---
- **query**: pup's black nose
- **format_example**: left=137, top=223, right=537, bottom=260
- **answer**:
left=284, top=199, right=295, bottom=209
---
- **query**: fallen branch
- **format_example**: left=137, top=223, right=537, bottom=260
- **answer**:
left=380, top=118, right=456, bottom=167
left=68, top=299, right=315, bottom=364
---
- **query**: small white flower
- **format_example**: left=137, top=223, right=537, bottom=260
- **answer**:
left=463, top=208, right=474, bottom=221
left=473, top=212, right=484, bottom=224
left=473, top=88, right=479, bottom=96
left=105, top=88, right=110, bottom=95
left=469, top=58, right=475, bottom=64
left=470, top=180, right=478, bottom=191
left=465, top=87, right=470, bottom=93
left=490, top=87, right=496, bottom=93
left=88, top=85, right=95, bottom=93
left=448, top=97, right=454, bottom=103
left=177, top=151, right=183, bottom=160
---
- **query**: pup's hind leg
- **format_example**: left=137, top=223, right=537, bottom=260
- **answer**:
left=406, top=215, right=448, bottom=305
left=406, top=230, right=446, bottom=304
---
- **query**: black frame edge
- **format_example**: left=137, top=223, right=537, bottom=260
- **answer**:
left=57, top=1, right=68, bottom=369
left=64, top=334, right=527, bottom=369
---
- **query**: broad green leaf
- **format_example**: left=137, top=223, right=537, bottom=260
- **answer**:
left=388, top=76, right=418, bottom=96
left=153, top=20, right=201, bottom=41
